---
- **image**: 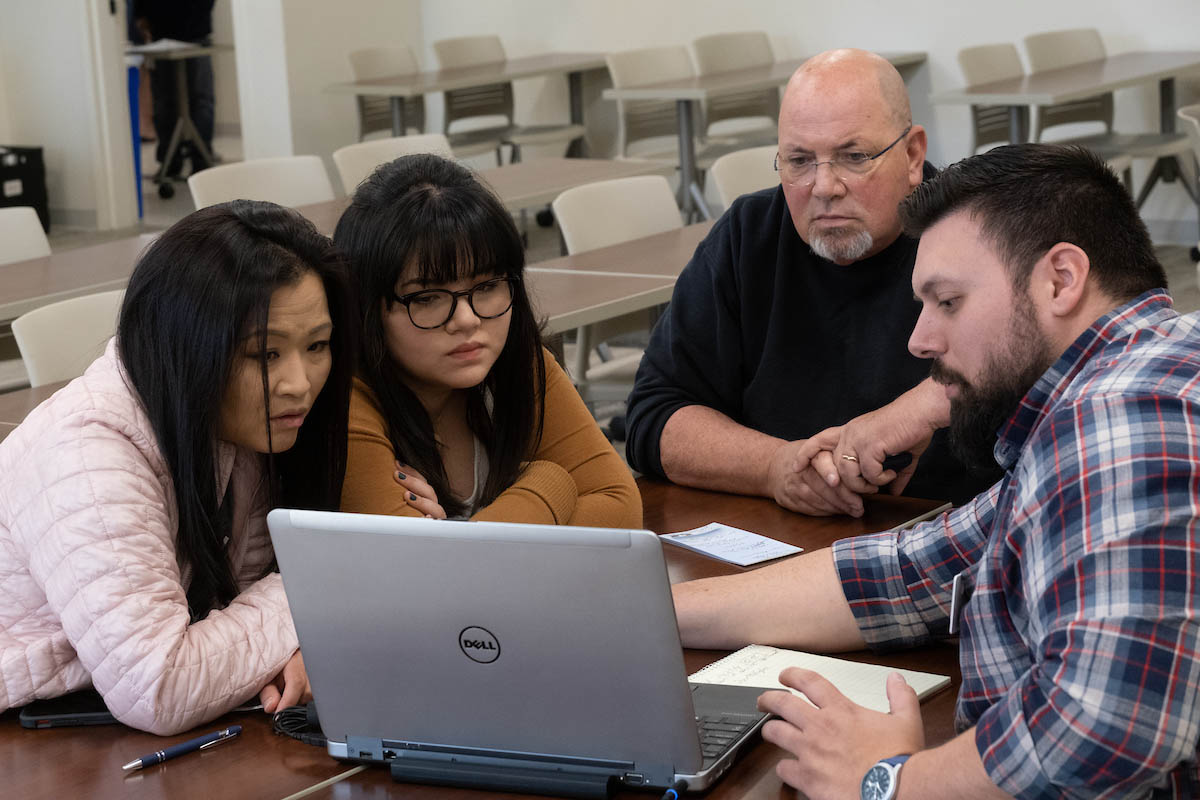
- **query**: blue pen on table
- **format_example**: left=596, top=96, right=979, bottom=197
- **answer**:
left=121, top=725, right=242, bottom=771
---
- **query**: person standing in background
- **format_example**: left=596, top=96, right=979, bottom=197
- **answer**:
left=133, top=0, right=216, bottom=177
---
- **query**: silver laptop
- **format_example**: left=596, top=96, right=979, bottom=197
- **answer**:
left=267, top=509, right=771, bottom=796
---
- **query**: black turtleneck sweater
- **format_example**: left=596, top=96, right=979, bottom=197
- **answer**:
left=625, top=183, right=1000, bottom=504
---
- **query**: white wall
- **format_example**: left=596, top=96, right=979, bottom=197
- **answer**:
left=417, top=0, right=1200, bottom=240
left=281, top=0, right=422, bottom=178
left=212, top=0, right=241, bottom=134
left=0, top=0, right=137, bottom=229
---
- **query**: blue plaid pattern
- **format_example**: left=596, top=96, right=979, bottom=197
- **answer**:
left=833, top=291, right=1200, bottom=798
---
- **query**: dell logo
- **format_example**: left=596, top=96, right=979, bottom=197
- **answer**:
left=458, top=626, right=501, bottom=663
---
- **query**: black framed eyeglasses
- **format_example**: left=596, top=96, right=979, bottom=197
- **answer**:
left=392, top=276, right=517, bottom=330
left=774, top=125, right=912, bottom=186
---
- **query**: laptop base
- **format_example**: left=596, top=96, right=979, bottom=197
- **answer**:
left=390, top=758, right=616, bottom=799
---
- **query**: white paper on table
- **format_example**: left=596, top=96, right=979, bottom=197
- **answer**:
left=661, top=522, right=802, bottom=567
left=128, top=38, right=198, bottom=53
left=690, top=645, right=951, bottom=712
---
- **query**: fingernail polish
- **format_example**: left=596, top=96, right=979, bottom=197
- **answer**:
left=409, top=492, right=417, bottom=501
left=396, top=471, right=407, bottom=480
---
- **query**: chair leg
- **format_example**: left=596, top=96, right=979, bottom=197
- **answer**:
left=1134, top=160, right=1165, bottom=209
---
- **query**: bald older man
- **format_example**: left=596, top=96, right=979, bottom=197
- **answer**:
left=625, top=49, right=997, bottom=514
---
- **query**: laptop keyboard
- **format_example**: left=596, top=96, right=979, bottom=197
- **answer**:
left=696, top=712, right=758, bottom=765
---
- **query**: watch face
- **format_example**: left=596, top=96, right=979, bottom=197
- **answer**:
left=861, top=764, right=893, bottom=800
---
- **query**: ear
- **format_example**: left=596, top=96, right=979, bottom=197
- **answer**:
left=905, top=125, right=928, bottom=189
left=1032, top=242, right=1091, bottom=317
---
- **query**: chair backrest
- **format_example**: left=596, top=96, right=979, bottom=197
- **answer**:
left=958, top=43, right=1026, bottom=151
left=1023, top=29, right=1112, bottom=140
left=709, top=145, right=780, bottom=208
left=1024, top=28, right=1105, bottom=73
left=332, top=134, right=454, bottom=194
left=12, top=289, right=125, bottom=387
left=433, top=36, right=513, bottom=133
left=551, top=175, right=682, bottom=254
left=692, top=32, right=779, bottom=130
left=347, top=46, right=426, bottom=139
left=187, top=155, right=336, bottom=209
left=0, top=206, right=50, bottom=266
left=1179, top=104, right=1200, bottom=153
left=605, top=46, right=698, bottom=156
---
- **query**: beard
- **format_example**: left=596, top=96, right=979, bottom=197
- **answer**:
left=930, top=301, right=1055, bottom=472
left=808, top=225, right=874, bottom=263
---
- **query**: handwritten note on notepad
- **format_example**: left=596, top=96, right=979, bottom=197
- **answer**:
left=689, top=645, right=951, bottom=713
left=661, top=523, right=802, bottom=567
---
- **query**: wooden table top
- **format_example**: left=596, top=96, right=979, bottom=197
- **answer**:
left=326, top=52, right=608, bottom=98
left=0, top=478, right=959, bottom=800
left=930, top=50, right=1200, bottom=106
left=603, top=52, right=926, bottom=102
left=0, top=380, right=65, bottom=425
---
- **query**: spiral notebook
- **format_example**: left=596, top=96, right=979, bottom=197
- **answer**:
left=689, top=645, right=951, bottom=713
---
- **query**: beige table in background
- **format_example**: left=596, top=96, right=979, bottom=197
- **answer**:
left=326, top=51, right=607, bottom=155
left=0, top=157, right=670, bottom=331
left=297, top=157, right=673, bottom=235
left=930, top=50, right=1200, bottom=203
left=602, top=51, right=927, bottom=220
left=0, top=235, right=157, bottom=326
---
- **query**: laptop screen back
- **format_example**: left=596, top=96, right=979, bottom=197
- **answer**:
left=268, top=510, right=703, bottom=777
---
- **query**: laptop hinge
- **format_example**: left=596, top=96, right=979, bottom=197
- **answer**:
left=389, top=753, right=617, bottom=799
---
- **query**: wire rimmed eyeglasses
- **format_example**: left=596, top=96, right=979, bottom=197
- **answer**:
left=392, top=276, right=517, bottom=330
left=774, top=126, right=912, bottom=186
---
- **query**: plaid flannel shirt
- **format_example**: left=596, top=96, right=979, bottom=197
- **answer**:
left=833, top=291, right=1200, bottom=798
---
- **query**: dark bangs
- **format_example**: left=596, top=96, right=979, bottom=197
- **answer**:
left=397, top=181, right=526, bottom=290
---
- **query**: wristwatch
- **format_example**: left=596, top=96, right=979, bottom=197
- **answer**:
left=860, top=754, right=910, bottom=800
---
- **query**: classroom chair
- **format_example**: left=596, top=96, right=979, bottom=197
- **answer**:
left=1024, top=28, right=1192, bottom=208
left=709, top=145, right=780, bottom=209
left=347, top=45, right=505, bottom=162
left=957, top=43, right=1031, bottom=151
left=332, top=134, right=455, bottom=195
left=0, top=206, right=52, bottom=390
left=552, top=175, right=683, bottom=395
left=691, top=32, right=779, bottom=148
left=432, top=35, right=585, bottom=164
left=0, top=206, right=51, bottom=266
left=1177, top=104, right=1200, bottom=270
left=347, top=47, right=427, bottom=141
left=187, top=155, right=336, bottom=210
left=12, top=289, right=124, bottom=388
left=605, top=45, right=738, bottom=215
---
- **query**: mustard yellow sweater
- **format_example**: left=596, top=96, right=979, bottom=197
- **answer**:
left=341, top=350, right=642, bottom=528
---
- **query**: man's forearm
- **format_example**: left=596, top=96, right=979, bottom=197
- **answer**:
left=672, top=548, right=867, bottom=652
left=659, top=405, right=784, bottom=497
left=898, top=730, right=1011, bottom=800
left=903, top=377, right=951, bottom=431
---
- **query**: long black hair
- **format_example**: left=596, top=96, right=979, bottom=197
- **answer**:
left=334, top=154, right=545, bottom=518
left=118, top=200, right=356, bottom=620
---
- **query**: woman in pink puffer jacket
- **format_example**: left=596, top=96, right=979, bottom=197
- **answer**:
left=0, top=201, right=355, bottom=735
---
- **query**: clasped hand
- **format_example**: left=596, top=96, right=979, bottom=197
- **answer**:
left=766, top=428, right=872, bottom=517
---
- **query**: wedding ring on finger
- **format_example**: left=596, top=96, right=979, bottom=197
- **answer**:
left=840, top=454, right=859, bottom=463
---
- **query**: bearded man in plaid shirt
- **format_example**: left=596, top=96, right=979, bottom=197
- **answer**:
left=673, top=143, right=1200, bottom=799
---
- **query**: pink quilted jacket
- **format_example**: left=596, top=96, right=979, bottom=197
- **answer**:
left=0, top=341, right=298, bottom=734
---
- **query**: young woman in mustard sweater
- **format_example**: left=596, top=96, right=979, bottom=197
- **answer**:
left=333, top=154, right=641, bottom=526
